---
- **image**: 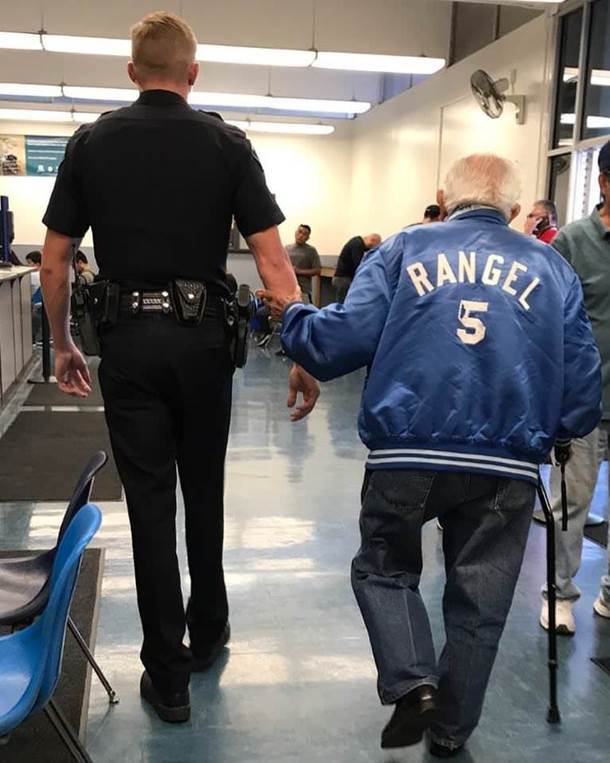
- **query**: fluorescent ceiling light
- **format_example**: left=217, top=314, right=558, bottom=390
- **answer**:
left=586, top=115, right=610, bottom=129
left=0, top=28, right=443, bottom=75
left=0, top=31, right=41, bottom=50
left=191, top=92, right=370, bottom=114
left=0, top=107, right=100, bottom=123
left=313, top=51, right=445, bottom=75
left=198, top=44, right=314, bottom=68
left=0, top=82, right=63, bottom=98
left=564, top=67, right=610, bottom=87
left=591, top=69, right=610, bottom=88
left=561, top=113, right=610, bottom=129
left=228, top=120, right=334, bottom=135
left=0, top=108, right=74, bottom=122
left=43, top=34, right=130, bottom=56
left=562, top=67, right=579, bottom=83
left=63, top=85, right=136, bottom=102
left=62, top=84, right=370, bottom=115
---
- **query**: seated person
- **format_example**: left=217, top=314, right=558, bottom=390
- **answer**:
left=75, top=251, right=95, bottom=284
left=25, top=251, right=43, bottom=342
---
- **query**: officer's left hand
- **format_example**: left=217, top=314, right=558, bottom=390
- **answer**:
left=55, top=342, right=92, bottom=398
left=287, top=364, right=320, bottom=421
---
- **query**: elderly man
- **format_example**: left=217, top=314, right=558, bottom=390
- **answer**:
left=276, top=155, right=602, bottom=756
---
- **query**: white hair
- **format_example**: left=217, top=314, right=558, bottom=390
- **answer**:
left=442, top=154, right=522, bottom=220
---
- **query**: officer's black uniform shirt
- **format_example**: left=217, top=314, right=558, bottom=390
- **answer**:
left=334, top=236, right=366, bottom=279
left=43, top=90, right=285, bottom=293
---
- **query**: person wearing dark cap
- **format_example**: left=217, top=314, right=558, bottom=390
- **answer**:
left=422, top=204, right=442, bottom=224
left=538, top=140, right=610, bottom=636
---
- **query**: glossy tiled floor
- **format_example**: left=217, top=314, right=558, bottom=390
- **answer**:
left=1, top=348, right=610, bottom=762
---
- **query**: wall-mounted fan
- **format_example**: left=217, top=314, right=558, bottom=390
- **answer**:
left=470, top=69, right=525, bottom=125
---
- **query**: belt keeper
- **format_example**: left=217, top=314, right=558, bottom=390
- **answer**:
left=161, top=290, right=171, bottom=314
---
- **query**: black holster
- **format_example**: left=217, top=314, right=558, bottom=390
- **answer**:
left=71, top=280, right=120, bottom=356
left=227, top=284, right=252, bottom=369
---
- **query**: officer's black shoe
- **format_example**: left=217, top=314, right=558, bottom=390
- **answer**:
left=380, top=685, right=438, bottom=749
left=191, top=623, right=231, bottom=672
left=140, top=671, right=190, bottom=723
left=429, top=740, right=464, bottom=758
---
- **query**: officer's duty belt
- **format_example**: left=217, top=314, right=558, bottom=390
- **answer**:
left=119, top=289, right=224, bottom=319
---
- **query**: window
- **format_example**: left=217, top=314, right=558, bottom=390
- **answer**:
left=582, top=0, right=610, bottom=140
left=553, top=8, right=583, bottom=148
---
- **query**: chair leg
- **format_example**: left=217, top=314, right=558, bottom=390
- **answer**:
left=68, top=617, right=119, bottom=704
left=44, top=699, right=93, bottom=763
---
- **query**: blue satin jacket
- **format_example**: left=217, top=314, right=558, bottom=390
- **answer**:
left=281, top=208, right=602, bottom=483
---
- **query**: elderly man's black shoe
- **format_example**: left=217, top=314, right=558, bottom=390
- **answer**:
left=191, top=623, right=231, bottom=672
left=380, top=684, right=438, bottom=749
left=140, top=671, right=190, bottom=723
left=429, top=740, right=464, bottom=758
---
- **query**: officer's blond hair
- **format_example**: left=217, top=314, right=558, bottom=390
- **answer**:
left=130, top=11, right=197, bottom=83
left=443, top=154, right=522, bottom=221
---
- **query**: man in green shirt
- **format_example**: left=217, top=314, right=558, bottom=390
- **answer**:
left=540, top=141, right=610, bottom=635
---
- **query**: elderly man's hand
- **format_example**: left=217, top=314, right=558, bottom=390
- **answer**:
left=256, top=287, right=302, bottom=319
left=287, top=364, right=320, bottom=422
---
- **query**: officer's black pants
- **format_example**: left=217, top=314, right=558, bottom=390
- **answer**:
left=99, top=314, right=233, bottom=693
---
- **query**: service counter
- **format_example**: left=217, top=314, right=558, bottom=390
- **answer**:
left=0, top=266, right=34, bottom=405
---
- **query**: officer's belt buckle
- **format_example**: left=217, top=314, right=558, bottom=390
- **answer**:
left=129, top=290, right=172, bottom=314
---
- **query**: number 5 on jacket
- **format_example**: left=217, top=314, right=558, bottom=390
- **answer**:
left=457, top=300, right=489, bottom=346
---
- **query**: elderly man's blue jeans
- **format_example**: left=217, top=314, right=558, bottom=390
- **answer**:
left=351, top=469, right=535, bottom=749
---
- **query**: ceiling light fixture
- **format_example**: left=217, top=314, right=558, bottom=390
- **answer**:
left=0, top=31, right=41, bottom=50
left=0, top=107, right=335, bottom=135
left=0, top=28, right=445, bottom=75
left=43, top=34, right=131, bottom=56
left=561, top=113, right=610, bottom=129
left=61, top=84, right=371, bottom=115
left=228, top=120, right=334, bottom=135
left=0, top=82, right=63, bottom=98
left=0, top=107, right=74, bottom=122
left=198, top=44, right=315, bottom=68
left=313, top=51, right=446, bottom=75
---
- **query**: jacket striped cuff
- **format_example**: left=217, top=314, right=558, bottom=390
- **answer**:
left=366, top=448, right=539, bottom=483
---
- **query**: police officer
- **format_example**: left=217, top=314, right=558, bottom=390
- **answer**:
left=41, top=11, right=319, bottom=723
left=277, top=155, right=601, bottom=756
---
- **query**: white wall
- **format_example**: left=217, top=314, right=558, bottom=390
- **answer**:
left=348, top=13, right=554, bottom=238
left=0, top=120, right=352, bottom=255
left=254, top=130, right=352, bottom=254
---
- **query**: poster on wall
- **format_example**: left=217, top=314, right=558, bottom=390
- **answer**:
left=25, top=136, right=69, bottom=176
left=0, top=134, right=26, bottom=175
left=0, top=134, right=68, bottom=176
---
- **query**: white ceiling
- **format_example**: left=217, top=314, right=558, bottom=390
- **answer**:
left=0, top=0, right=557, bottom=122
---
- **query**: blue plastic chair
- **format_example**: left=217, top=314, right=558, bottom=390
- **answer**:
left=0, top=503, right=101, bottom=762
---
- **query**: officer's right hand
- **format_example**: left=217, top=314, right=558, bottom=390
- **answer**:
left=55, top=342, right=92, bottom=398
left=257, top=287, right=303, bottom=320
